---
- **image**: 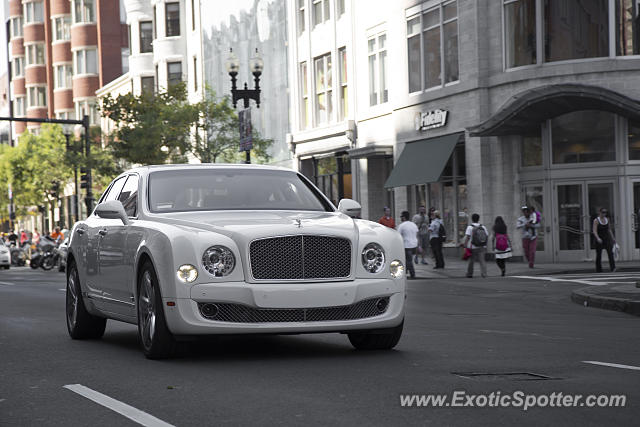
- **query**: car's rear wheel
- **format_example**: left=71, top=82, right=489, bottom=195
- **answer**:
left=137, top=261, right=175, bottom=359
left=66, top=262, right=107, bottom=339
left=347, top=320, right=404, bottom=350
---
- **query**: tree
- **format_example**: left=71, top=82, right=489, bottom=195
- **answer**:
left=101, top=82, right=197, bottom=165
left=191, top=88, right=273, bottom=164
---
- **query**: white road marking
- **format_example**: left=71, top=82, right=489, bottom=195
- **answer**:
left=59, top=289, right=66, bottom=291
left=512, top=275, right=605, bottom=286
left=583, top=361, right=640, bottom=371
left=0, top=281, right=15, bottom=286
left=63, top=384, right=174, bottom=427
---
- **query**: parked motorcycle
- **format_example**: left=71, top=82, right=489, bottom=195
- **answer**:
left=38, top=237, right=59, bottom=271
left=8, top=242, right=26, bottom=267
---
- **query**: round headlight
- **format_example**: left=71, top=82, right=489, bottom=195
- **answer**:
left=177, top=264, right=198, bottom=283
left=202, top=246, right=235, bottom=277
left=362, top=243, right=385, bottom=273
left=390, top=260, right=404, bottom=279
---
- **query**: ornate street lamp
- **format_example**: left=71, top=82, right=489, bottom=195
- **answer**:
left=226, top=48, right=263, bottom=164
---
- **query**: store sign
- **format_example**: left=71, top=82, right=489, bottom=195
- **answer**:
left=416, top=109, right=448, bottom=131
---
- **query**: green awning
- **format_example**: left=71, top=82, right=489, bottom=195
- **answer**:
left=384, top=132, right=463, bottom=188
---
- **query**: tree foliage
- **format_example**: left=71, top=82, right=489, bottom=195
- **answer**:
left=101, top=82, right=197, bottom=165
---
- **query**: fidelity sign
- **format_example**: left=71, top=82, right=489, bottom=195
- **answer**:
left=416, top=109, right=448, bottom=131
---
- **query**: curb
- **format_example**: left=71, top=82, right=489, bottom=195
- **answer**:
left=571, top=288, right=640, bottom=317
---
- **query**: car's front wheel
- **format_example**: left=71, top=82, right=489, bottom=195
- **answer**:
left=137, top=261, right=175, bottom=359
left=347, top=321, right=404, bottom=350
left=66, top=262, right=107, bottom=339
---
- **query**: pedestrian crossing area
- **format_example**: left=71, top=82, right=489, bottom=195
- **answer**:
left=512, top=272, right=640, bottom=286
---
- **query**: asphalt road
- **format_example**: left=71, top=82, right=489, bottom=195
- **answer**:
left=1, top=267, right=638, bottom=426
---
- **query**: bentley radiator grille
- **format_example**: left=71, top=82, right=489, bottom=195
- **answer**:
left=249, top=235, right=351, bottom=280
left=197, top=297, right=390, bottom=323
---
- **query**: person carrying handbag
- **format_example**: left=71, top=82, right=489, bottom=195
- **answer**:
left=491, top=216, right=512, bottom=277
left=592, top=208, right=616, bottom=273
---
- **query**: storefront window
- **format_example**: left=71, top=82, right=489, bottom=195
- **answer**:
left=629, top=120, right=640, bottom=160
left=551, top=110, right=615, bottom=164
left=457, top=182, right=468, bottom=245
left=523, top=185, right=544, bottom=251
left=522, top=134, right=542, bottom=167
left=544, top=0, right=609, bottom=62
left=615, top=0, right=640, bottom=56
left=504, top=0, right=537, bottom=68
left=314, top=155, right=351, bottom=205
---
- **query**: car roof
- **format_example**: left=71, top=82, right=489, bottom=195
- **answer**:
left=125, top=163, right=295, bottom=177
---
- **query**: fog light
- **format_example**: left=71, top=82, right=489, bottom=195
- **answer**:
left=177, top=264, right=198, bottom=283
left=390, top=260, right=404, bottom=279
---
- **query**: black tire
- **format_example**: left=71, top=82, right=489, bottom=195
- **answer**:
left=348, top=320, right=404, bottom=350
left=137, top=261, right=175, bottom=359
left=41, top=255, right=55, bottom=271
left=66, top=261, right=107, bottom=339
left=3, top=265, right=9, bottom=270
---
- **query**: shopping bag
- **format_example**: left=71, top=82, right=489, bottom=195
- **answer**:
left=462, top=248, right=472, bottom=260
left=613, top=243, right=620, bottom=260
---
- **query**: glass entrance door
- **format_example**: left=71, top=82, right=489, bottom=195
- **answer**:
left=633, top=182, right=640, bottom=256
left=555, top=181, right=616, bottom=261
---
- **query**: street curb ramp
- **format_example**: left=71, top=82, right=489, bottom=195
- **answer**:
left=571, top=287, right=640, bottom=317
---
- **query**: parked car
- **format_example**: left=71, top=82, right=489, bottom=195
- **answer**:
left=0, top=240, right=10, bottom=269
left=66, top=165, right=406, bottom=358
left=57, top=237, right=69, bottom=272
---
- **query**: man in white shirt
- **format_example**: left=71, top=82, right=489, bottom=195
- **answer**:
left=397, top=210, right=419, bottom=279
left=463, top=213, right=488, bottom=278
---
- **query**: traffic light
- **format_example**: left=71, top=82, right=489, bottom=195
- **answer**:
left=80, top=167, right=89, bottom=189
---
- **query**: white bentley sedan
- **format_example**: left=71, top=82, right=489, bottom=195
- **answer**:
left=66, top=165, right=406, bottom=358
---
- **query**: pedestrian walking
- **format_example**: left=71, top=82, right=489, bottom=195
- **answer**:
left=592, top=207, right=616, bottom=273
left=428, top=210, right=445, bottom=269
left=378, top=207, right=396, bottom=229
left=491, top=216, right=512, bottom=276
left=412, top=206, right=430, bottom=265
left=32, top=228, right=40, bottom=245
left=516, top=205, right=539, bottom=268
left=464, top=213, right=488, bottom=278
left=398, top=210, right=419, bottom=279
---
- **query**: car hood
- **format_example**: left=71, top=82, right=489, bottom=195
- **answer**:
left=151, top=210, right=359, bottom=244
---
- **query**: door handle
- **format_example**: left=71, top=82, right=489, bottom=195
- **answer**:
left=98, top=229, right=107, bottom=236
left=76, top=229, right=85, bottom=235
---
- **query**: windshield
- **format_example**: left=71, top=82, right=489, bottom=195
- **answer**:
left=148, top=168, right=333, bottom=213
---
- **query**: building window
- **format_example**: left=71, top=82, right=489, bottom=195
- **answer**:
left=12, top=57, right=24, bottom=78
left=14, top=96, right=26, bottom=116
left=72, top=0, right=95, bottom=24
left=56, top=111, right=72, bottom=120
left=193, top=57, right=198, bottom=91
left=53, top=16, right=71, bottom=41
left=76, top=100, right=99, bottom=125
left=167, top=61, right=182, bottom=86
left=616, top=0, right=640, bottom=55
left=368, top=33, right=387, bottom=106
left=544, top=0, right=609, bottom=62
left=337, top=0, right=345, bottom=18
left=153, top=6, right=157, bottom=39
left=503, top=0, right=537, bottom=68
left=521, top=134, right=543, bottom=167
left=54, top=64, right=73, bottom=89
left=141, top=76, right=155, bottom=94
left=297, top=0, right=306, bottom=34
left=74, top=48, right=98, bottom=74
left=629, top=120, right=640, bottom=160
left=313, top=155, right=352, bottom=205
left=24, top=1, right=44, bottom=24
left=140, top=21, right=153, bottom=53
left=551, top=110, right=616, bottom=164
left=312, top=0, right=330, bottom=28
left=407, top=0, right=458, bottom=92
left=300, top=62, right=309, bottom=129
left=10, top=17, right=23, bottom=39
left=166, top=2, right=180, bottom=37
left=191, top=0, right=196, bottom=31
left=338, top=47, right=348, bottom=120
left=26, top=44, right=45, bottom=66
left=27, top=86, right=47, bottom=108
left=314, top=53, right=332, bottom=124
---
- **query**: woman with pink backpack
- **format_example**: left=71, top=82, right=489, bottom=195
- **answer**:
left=492, top=216, right=512, bottom=276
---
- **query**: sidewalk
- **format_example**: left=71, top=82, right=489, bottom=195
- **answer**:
left=571, top=283, right=640, bottom=317
left=412, top=256, right=640, bottom=279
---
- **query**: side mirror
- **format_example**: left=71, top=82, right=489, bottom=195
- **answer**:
left=338, top=199, right=361, bottom=218
left=95, top=200, right=130, bottom=225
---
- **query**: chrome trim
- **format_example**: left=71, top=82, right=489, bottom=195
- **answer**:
left=86, top=292, right=135, bottom=307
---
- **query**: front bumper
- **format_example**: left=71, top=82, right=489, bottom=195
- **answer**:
left=163, top=277, right=405, bottom=335
left=0, top=254, right=10, bottom=265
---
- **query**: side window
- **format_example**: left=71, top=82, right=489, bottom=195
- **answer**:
left=118, top=175, right=140, bottom=217
left=102, top=176, right=127, bottom=203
